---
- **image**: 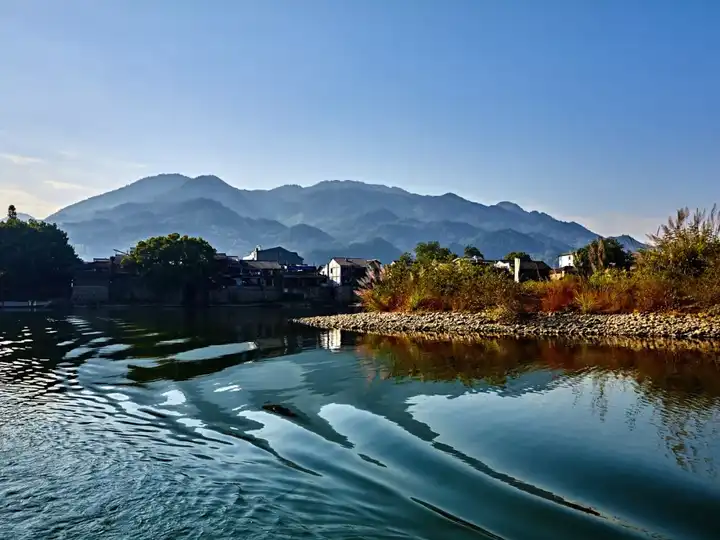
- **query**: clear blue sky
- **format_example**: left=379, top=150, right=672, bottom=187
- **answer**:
left=1, top=0, right=718, bottom=238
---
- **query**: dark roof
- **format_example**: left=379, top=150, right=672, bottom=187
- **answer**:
left=518, top=260, right=551, bottom=271
left=244, top=261, right=283, bottom=270
left=257, top=246, right=299, bottom=255
left=331, top=257, right=378, bottom=267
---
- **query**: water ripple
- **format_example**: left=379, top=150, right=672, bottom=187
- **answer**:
left=1, top=311, right=719, bottom=539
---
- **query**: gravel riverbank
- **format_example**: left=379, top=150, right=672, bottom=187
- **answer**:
left=293, top=312, right=720, bottom=340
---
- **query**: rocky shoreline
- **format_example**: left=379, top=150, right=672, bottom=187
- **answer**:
left=293, top=312, right=720, bottom=341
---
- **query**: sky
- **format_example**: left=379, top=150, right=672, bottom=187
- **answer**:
left=1, top=0, right=718, bottom=239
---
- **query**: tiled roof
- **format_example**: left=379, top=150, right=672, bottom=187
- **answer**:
left=518, top=260, right=551, bottom=271
left=244, top=261, right=283, bottom=270
left=331, top=257, right=377, bottom=267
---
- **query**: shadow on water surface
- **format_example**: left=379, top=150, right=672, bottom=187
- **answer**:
left=1, top=309, right=720, bottom=540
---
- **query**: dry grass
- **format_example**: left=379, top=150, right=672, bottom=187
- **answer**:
left=358, top=262, right=720, bottom=316
left=358, top=205, right=720, bottom=316
left=526, top=278, right=580, bottom=312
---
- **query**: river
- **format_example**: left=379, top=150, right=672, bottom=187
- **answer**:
left=1, top=308, right=719, bottom=539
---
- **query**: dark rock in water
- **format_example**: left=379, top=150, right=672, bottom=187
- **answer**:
left=262, top=403, right=299, bottom=418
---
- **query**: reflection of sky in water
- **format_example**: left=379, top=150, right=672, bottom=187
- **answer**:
left=2, top=311, right=720, bottom=540
left=172, top=342, right=257, bottom=361
left=156, top=338, right=191, bottom=346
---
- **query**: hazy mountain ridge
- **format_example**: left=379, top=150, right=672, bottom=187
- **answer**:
left=45, top=174, right=645, bottom=264
left=612, top=234, right=649, bottom=253
left=1, top=213, right=36, bottom=223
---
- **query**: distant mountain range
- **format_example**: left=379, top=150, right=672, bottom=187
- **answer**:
left=45, top=174, right=647, bottom=265
left=2, top=213, right=36, bottom=223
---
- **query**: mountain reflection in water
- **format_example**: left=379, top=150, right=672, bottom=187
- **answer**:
left=1, top=309, right=719, bottom=540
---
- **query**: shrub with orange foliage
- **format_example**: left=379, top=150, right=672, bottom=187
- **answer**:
left=525, top=278, right=580, bottom=312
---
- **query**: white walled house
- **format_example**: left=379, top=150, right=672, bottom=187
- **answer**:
left=558, top=253, right=575, bottom=268
left=325, top=258, right=380, bottom=286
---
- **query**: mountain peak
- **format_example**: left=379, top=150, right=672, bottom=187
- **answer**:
left=439, top=192, right=465, bottom=200
left=495, top=201, right=525, bottom=213
left=187, top=175, right=231, bottom=187
left=45, top=173, right=190, bottom=223
left=609, top=235, right=647, bottom=252
left=309, top=179, right=410, bottom=195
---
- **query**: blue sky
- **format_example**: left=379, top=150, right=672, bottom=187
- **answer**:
left=1, top=0, right=718, bottom=239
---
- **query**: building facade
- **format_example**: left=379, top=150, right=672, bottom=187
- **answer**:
left=243, top=246, right=304, bottom=265
left=558, top=253, right=575, bottom=268
left=325, top=258, right=380, bottom=287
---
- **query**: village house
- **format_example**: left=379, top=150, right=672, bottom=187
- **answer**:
left=243, top=246, right=304, bottom=265
left=512, top=258, right=552, bottom=282
left=71, top=257, right=118, bottom=304
left=215, top=254, right=284, bottom=288
left=323, top=257, right=381, bottom=287
left=73, top=247, right=333, bottom=305
left=214, top=253, right=330, bottom=303
left=549, top=252, right=579, bottom=280
left=282, top=263, right=330, bottom=301
left=558, top=252, right=575, bottom=268
left=455, top=256, right=551, bottom=283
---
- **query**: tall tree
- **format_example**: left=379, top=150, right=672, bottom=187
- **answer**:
left=464, top=245, right=484, bottom=259
left=123, top=233, right=217, bottom=292
left=575, top=237, right=633, bottom=276
left=414, top=241, right=456, bottom=264
left=396, top=252, right=414, bottom=266
left=504, top=251, right=531, bottom=261
left=0, top=213, right=80, bottom=300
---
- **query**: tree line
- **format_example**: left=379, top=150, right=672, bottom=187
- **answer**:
left=401, top=241, right=532, bottom=266
left=0, top=206, right=218, bottom=300
left=0, top=205, right=80, bottom=300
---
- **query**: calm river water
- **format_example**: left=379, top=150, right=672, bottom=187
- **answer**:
left=1, top=308, right=719, bottom=539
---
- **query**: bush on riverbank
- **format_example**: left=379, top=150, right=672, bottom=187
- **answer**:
left=358, top=258, right=522, bottom=313
left=357, top=206, right=720, bottom=315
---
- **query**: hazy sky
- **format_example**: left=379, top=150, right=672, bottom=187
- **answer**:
left=1, top=0, right=718, bottom=239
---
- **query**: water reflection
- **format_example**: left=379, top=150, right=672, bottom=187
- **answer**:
left=354, top=334, right=720, bottom=394
left=1, top=310, right=719, bottom=540
left=356, top=334, right=720, bottom=475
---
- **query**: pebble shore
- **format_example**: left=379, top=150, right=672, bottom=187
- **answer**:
left=293, top=312, right=720, bottom=341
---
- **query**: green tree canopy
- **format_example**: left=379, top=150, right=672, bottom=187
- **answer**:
left=122, top=233, right=217, bottom=290
left=414, top=241, right=456, bottom=265
left=575, top=237, right=633, bottom=276
left=504, top=251, right=531, bottom=261
left=464, top=245, right=484, bottom=259
left=396, top=252, right=414, bottom=266
left=0, top=209, right=80, bottom=300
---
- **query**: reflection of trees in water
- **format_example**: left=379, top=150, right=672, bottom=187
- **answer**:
left=355, top=336, right=535, bottom=388
left=645, top=385, right=719, bottom=477
left=355, top=334, right=720, bottom=477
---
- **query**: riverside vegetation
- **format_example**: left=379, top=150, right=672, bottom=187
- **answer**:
left=0, top=205, right=80, bottom=301
left=298, top=206, right=720, bottom=340
left=0, top=204, right=225, bottom=303
left=358, top=207, right=720, bottom=316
